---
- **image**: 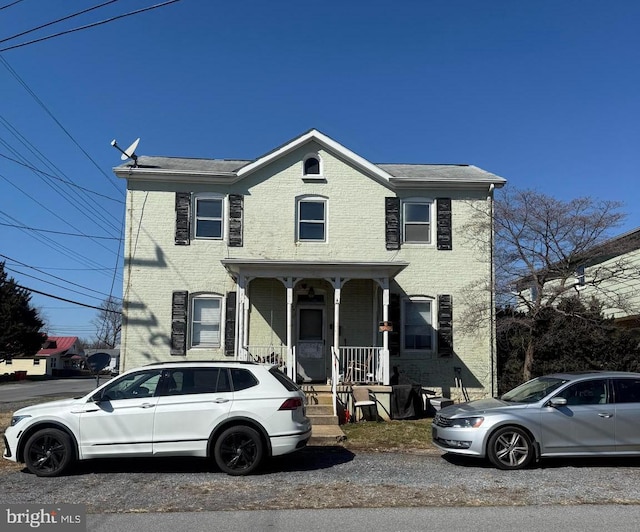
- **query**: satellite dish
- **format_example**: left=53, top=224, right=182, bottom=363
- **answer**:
left=87, top=352, right=111, bottom=373
left=110, top=137, right=140, bottom=166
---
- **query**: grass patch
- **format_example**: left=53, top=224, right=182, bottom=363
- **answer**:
left=341, top=418, right=434, bottom=452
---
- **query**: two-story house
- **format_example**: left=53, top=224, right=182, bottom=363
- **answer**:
left=113, top=129, right=506, bottom=399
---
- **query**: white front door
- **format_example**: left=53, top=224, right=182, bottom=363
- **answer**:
left=297, top=306, right=326, bottom=382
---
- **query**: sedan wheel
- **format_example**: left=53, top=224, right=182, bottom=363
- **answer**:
left=487, top=426, right=534, bottom=470
left=24, top=428, right=73, bottom=477
left=214, top=426, right=263, bottom=476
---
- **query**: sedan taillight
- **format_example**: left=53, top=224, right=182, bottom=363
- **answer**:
left=279, top=397, right=303, bottom=410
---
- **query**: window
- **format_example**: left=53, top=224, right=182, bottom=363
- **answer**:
left=403, top=200, right=432, bottom=243
left=194, top=196, right=223, bottom=239
left=298, top=199, right=326, bottom=241
left=303, top=156, right=320, bottom=175
left=402, top=298, right=433, bottom=351
left=97, top=370, right=162, bottom=401
left=614, top=379, right=640, bottom=403
left=231, top=368, right=259, bottom=391
left=159, top=368, right=230, bottom=395
left=576, top=265, right=586, bottom=287
left=191, top=296, right=221, bottom=347
left=34, top=359, right=40, bottom=365
left=557, top=379, right=608, bottom=405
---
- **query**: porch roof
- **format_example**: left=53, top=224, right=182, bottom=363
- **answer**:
left=220, top=259, right=409, bottom=280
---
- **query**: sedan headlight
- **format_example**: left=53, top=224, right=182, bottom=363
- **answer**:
left=10, top=415, right=31, bottom=427
left=450, top=416, right=484, bottom=428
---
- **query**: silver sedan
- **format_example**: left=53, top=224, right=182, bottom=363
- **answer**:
left=432, top=371, right=640, bottom=469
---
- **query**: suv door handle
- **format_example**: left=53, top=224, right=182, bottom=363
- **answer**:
left=214, top=398, right=230, bottom=404
left=140, top=403, right=155, bottom=409
left=598, top=413, right=613, bottom=418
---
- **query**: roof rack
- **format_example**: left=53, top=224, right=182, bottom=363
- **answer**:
left=144, top=360, right=257, bottom=366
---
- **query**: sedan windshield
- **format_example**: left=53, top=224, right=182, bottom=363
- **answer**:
left=501, top=377, right=568, bottom=403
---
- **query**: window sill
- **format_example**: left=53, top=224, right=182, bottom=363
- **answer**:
left=301, top=176, right=326, bottom=183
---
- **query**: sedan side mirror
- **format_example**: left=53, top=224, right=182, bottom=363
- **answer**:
left=548, top=397, right=567, bottom=408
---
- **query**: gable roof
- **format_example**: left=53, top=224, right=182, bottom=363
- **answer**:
left=113, top=128, right=506, bottom=189
left=37, top=336, right=79, bottom=357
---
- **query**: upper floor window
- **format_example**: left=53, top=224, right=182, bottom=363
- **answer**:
left=191, top=295, right=221, bottom=347
left=194, top=195, right=223, bottom=239
left=403, top=199, right=432, bottom=243
left=297, top=198, right=326, bottom=241
left=575, top=265, right=586, bottom=287
left=402, top=297, right=434, bottom=351
left=303, top=153, right=322, bottom=176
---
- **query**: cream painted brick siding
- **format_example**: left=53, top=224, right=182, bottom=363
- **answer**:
left=121, top=142, right=496, bottom=394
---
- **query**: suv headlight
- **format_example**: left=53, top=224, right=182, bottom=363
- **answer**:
left=450, top=416, right=484, bottom=428
left=10, top=415, right=31, bottom=427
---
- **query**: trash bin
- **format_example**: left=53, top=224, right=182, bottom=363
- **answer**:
left=429, top=397, right=454, bottom=412
left=14, top=371, right=27, bottom=381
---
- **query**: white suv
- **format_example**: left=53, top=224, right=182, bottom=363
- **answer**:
left=3, top=361, right=311, bottom=477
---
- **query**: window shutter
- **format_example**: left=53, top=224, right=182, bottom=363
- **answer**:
left=175, top=192, right=191, bottom=245
left=436, top=198, right=452, bottom=250
left=228, top=194, right=243, bottom=247
left=224, top=291, right=237, bottom=357
left=437, top=294, right=453, bottom=357
left=385, top=197, right=401, bottom=250
left=388, top=292, right=401, bottom=357
left=170, top=290, right=188, bottom=356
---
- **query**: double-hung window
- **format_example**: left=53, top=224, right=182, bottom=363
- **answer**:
left=194, top=196, right=223, bottom=239
left=403, top=200, right=432, bottom=243
left=298, top=199, right=326, bottom=241
left=191, top=296, right=221, bottom=347
left=402, top=297, right=434, bottom=351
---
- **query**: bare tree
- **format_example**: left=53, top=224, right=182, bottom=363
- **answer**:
left=92, top=296, right=122, bottom=349
left=463, top=188, right=638, bottom=382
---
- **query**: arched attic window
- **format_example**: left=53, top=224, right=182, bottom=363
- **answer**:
left=303, top=154, right=322, bottom=177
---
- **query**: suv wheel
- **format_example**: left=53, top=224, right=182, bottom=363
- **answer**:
left=487, top=426, right=534, bottom=470
left=214, top=426, right=263, bottom=476
left=24, top=428, right=73, bottom=477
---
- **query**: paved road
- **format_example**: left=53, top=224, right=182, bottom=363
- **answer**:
left=87, top=505, right=640, bottom=532
left=0, top=377, right=105, bottom=404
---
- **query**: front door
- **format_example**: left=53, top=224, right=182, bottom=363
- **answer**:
left=297, top=306, right=326, bottom=382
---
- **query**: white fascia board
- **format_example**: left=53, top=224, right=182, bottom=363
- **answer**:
left=113, top=166, right=241, bottom=184
left=236, top=129, right=393, bottom=184
left=390, top=178, right=507, bottom=190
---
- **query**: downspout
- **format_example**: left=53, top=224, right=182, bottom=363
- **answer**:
left=488, top=184, right=496, bottom=397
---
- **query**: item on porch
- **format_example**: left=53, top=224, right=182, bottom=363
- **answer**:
left=390, top=384, right=425, bottom=419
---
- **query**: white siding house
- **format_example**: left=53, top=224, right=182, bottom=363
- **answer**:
left=114, top=129, right=506, bottom=399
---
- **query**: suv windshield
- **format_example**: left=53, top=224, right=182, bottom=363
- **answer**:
left=501, top=376, right=568, bottom=403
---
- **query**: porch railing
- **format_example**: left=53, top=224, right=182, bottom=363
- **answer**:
left=245, top=345, right=287, bottom=373
left=339, top=346, right=382, bottom=385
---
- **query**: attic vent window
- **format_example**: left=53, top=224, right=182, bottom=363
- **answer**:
left=302, top=154, right=324, bottom=181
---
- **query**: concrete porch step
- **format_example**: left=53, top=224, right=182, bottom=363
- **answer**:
left=309, top=424, right=346, bottom=446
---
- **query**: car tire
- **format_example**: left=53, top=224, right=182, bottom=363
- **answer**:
left=487, top=426, right=534, bottom=470
left=24, top=428, right=74, bottom=477
left=214, top=426, right=263, bottom=476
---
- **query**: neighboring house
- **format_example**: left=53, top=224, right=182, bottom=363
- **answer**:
left=0, top=336, right=84, bottom=377
left=84, top=348, right=120, bottom=374
left=522, top=227, right=640, bottom=328
left=113, top=129, right=506, bottom=399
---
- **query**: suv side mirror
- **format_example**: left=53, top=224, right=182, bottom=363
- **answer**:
left=548, top=397, right=567, bottom=408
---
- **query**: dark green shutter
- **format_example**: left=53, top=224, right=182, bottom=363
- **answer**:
left=228, top=195, right=243, bottom=247
left=175, top=192, right=191, bottom=245
left=170, top=291, right=188, bottom=356
left=224, top=292, right=237, bottom=357
left=436, top=198, right=452, bottom=250
left=437, top=294, right=453, bottom=356
left=388, top=293, right=401, bottom=356
left=385, top=197, right=401, bottom=250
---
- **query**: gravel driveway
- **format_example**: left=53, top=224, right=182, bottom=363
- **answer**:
left=3, top=446, right=640, bottom=512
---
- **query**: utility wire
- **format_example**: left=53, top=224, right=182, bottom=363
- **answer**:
left=11, top=283, right=122, bottom=313
left=0, top=0, right=122, bottom=44
left=0, top=0, right=183, bottom=52
left=0, top=0, right=23, bottom=10
left=0, top=220, right=122, bottom=240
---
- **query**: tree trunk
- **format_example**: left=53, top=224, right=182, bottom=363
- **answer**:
left=523, top=339, right=534, bottom=382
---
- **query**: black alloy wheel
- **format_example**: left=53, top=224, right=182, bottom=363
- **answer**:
left=214, top=426, right=263, bottom=476
left=24, top=428, right=73, bottom=477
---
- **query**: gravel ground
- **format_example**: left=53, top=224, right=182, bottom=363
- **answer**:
left=3, top=399, right=640, bottom=513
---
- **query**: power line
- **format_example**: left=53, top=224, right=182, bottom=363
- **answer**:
left=0, top=1, right=24, bottom=10
left=0, top=0, right=183, bottom=53
left=0, top=220, right=123, bottom=240
left=12, top=283, right=122, bottom=313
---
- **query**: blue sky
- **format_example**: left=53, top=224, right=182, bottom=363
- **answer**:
left=1, top=0, right=639, bottom=340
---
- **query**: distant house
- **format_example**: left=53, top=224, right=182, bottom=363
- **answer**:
left=0, top=336, right=85, bottom=377
left=519, top=227, right=640, bottom=328
left=113, top=129, right=506, bottom=399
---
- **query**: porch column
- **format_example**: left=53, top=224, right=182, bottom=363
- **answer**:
left=285, top=277, right=295, bottom=381
left=236, top=275, right=248, bottom=361
left=382, top=277, right=390, bottom=385
left=331, top=277, right=342, bottom=418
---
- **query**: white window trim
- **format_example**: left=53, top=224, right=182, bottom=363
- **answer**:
left=401, top=296, right=435, bottom=353
left=193, top=194, right=225, bottom=241
left=302, top=152, right=324, bottom=180
left=296, top=196, right=328, bottom=243
left=190, top=294, right=223, bottom=348
left=402, top=198, right=434, bottom=245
